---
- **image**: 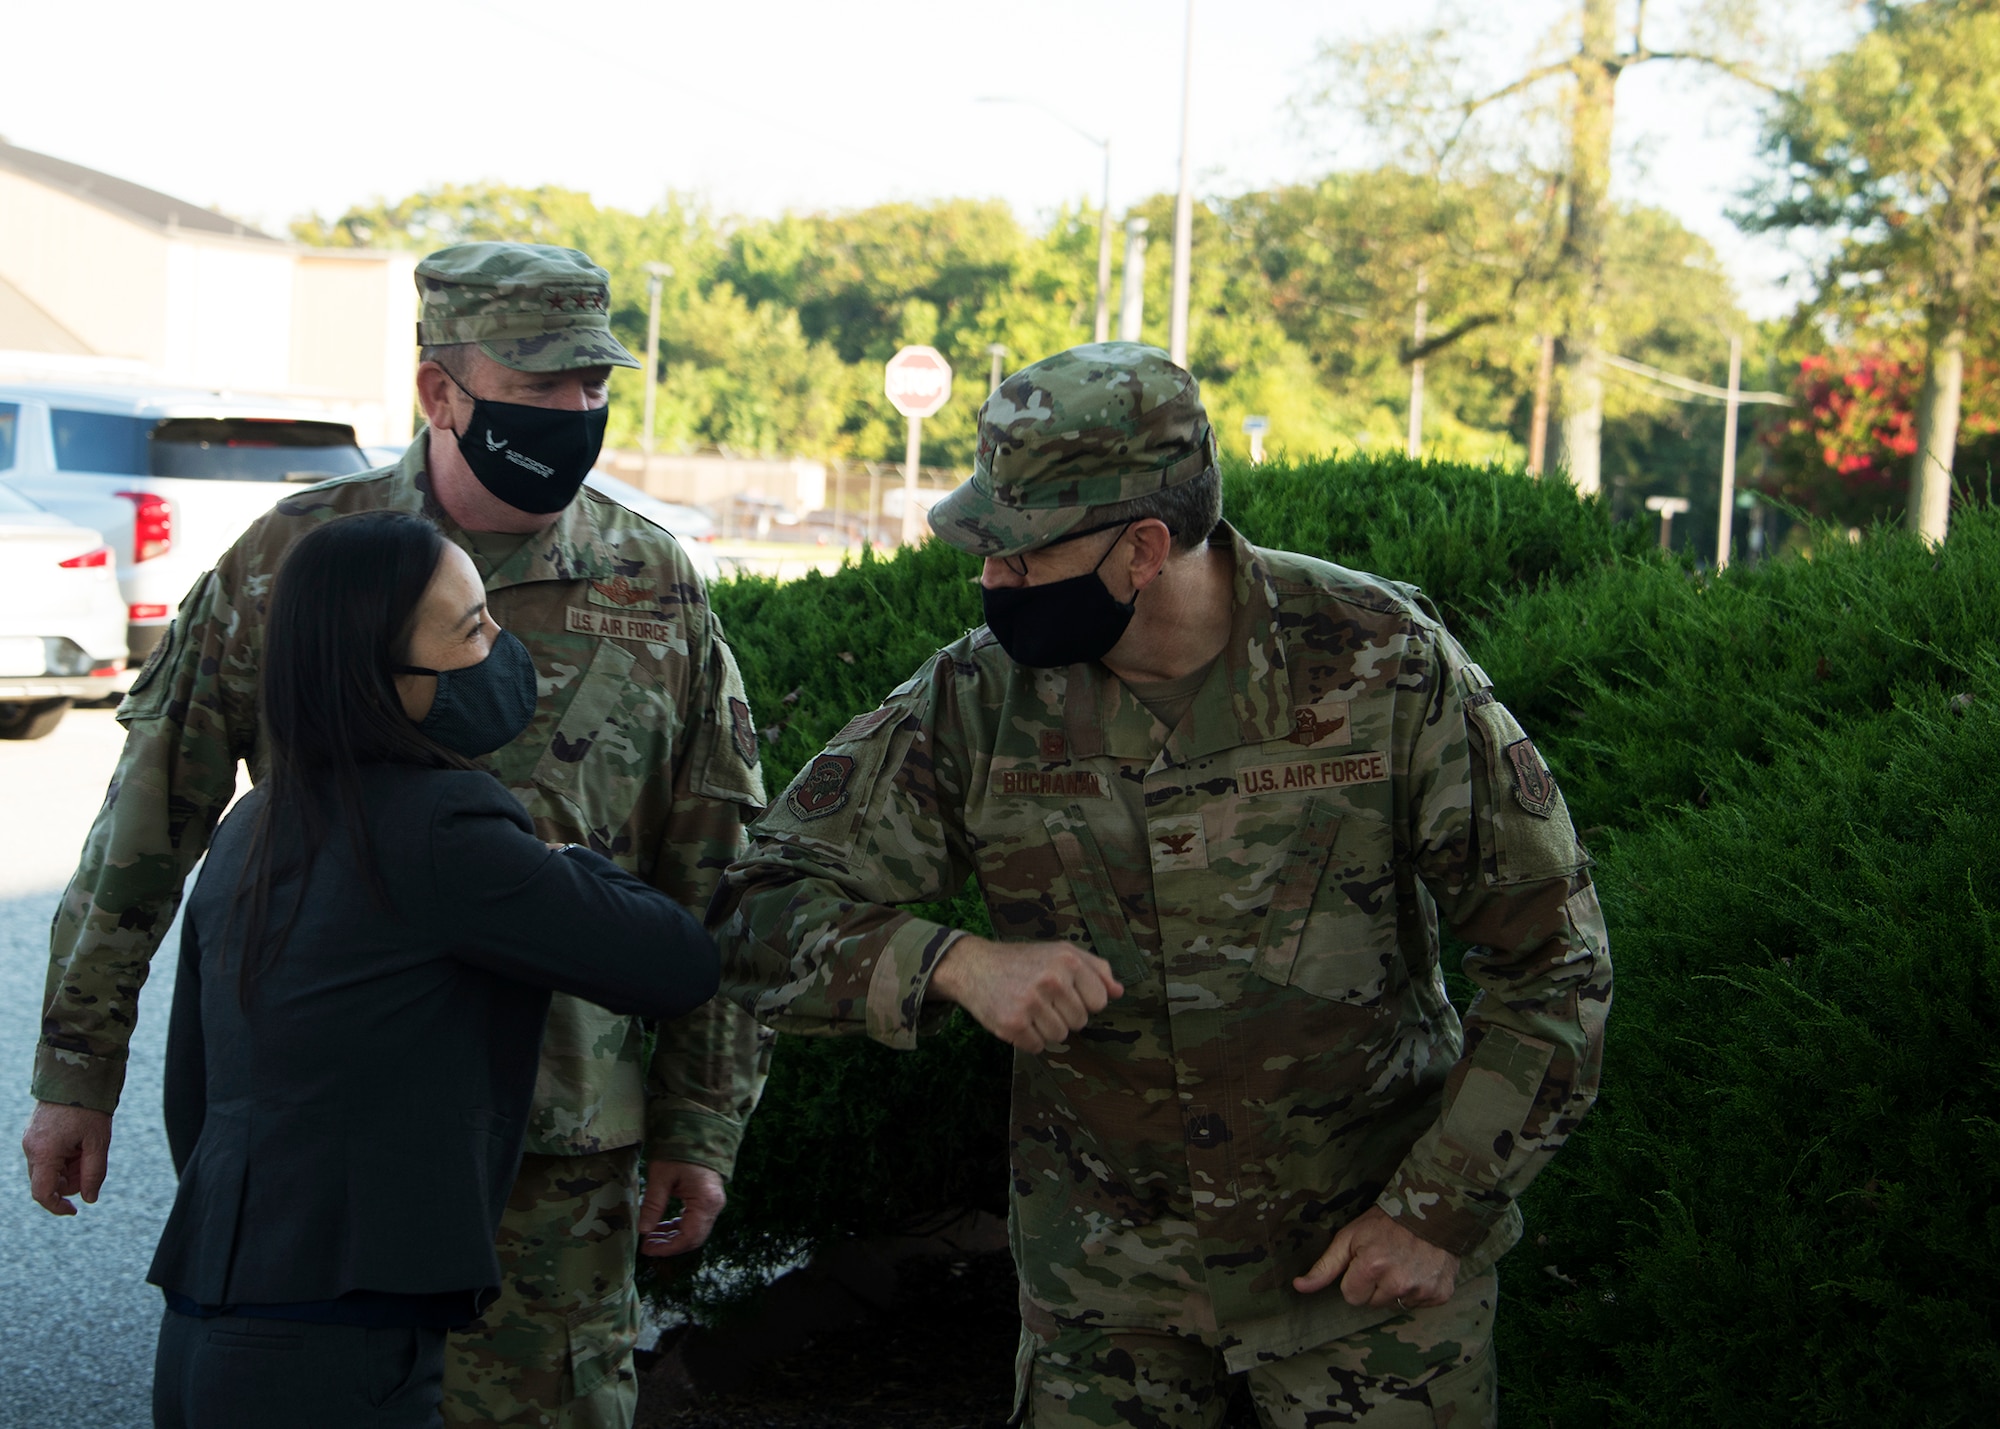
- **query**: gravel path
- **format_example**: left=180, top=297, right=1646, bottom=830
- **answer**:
left=1, top=709, right=193, bottom=1428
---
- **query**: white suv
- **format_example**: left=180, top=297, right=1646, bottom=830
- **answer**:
left=0, top=480, right=128, bottom=738
left=0, top=382, right=372, bottom=664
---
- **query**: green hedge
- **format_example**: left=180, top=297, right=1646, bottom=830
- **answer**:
left=659, top=457, right=2000, bottom=1427
left=1501, top=646, right=2000, bottom=1426
left=1222, top=452, right=1653, bottom=629
left=1468, top=513, right=2000, bottom=837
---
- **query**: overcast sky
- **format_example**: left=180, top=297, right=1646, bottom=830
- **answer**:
left=7, top=0, right=1860, bottom=318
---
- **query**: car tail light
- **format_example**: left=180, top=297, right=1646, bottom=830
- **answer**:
left=59, top=545, right=113, bottom=568
left=90, top=663, right=123, bottom=677
left=129, top=603, right=169, bottom=621
left=115, top=491, right=173, bottom=562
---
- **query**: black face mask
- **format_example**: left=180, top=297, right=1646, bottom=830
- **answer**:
left=397, top=629, right=540, bottom=758
left=447, top=372, right=608, bottom=514
left=981, top=523, right=1137, bottom=669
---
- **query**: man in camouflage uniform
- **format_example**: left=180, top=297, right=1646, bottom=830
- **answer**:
left=712, top=343, right=1612, bottom=1427
left=21, top=243, right=771, bottom=1428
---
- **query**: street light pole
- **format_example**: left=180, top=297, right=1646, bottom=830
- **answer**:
left=1167, top=0, right=1196, bottom=366
left=976, top=96, right=1114, bottom=348
left=987, top=343, right=1008, bottom=394
left=640, top=261, right=673, bottom=473
left=1120, top=217, right=1149, bottom=343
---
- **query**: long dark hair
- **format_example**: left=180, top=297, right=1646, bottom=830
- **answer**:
left=231, top=510, right=477, bottom=1004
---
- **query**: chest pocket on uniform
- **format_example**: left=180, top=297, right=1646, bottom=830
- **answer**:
left=1252, top=796, right=1397, bottom=1005
left=1044, top=806, right=1150, bottom=987
left=525, top=637, right=665, bottom=841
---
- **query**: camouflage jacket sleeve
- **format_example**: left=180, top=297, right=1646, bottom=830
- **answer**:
left=1376, top=623, right=1614, bottom=1258
left=709, top=659, right=976, bottom=1050
left=638, top=605, right=774, bottom=1177
left=36, top=569, right=256, bottom=1112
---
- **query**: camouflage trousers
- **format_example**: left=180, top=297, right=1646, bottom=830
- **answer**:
left=442, top=1147, right=643, bottom=1429
left=1013, top=1272, right=1497, bottom=1429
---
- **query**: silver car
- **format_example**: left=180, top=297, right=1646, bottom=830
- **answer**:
left=0, top=480, right=128, bottom=739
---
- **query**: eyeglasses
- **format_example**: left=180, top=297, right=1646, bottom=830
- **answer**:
left=1000, top=519, right=1150, bottom=578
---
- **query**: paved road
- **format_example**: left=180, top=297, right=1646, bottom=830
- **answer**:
left=1, top=709, right=195, bottom=1428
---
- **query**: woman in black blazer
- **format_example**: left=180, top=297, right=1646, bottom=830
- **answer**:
left=148, top=511, right=718, bottom=1429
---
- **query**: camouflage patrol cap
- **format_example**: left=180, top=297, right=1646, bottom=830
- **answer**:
left=415, top=242, right=641, bottom=373
left=928, top=342, right=1216, bottom=558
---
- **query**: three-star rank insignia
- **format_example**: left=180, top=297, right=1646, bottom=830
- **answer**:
left=787, top=753, right=856, bottom=821
left=1504, top=738, right=1556, bottom=819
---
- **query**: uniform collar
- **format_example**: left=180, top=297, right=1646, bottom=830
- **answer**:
left=1057, top=522, right=1295, bottom=765
left=399, top=426, right=625, bottom=591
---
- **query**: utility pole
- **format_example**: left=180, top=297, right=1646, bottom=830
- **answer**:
left=1167, top=0, right=1196, bottom=366
left=1714, top=334, right=1743, bottom=570
left=1527, top=333, right=1555, bottom=476
left=1407, top=267, right=1427, bottom=460
left=640, top=262, right=673, bottom=473
left=987, top=343, right=1008, bottom=395
left=1119, top=217, right=1149, bottom=343
left=1094, top=140, right=1114, bottom=344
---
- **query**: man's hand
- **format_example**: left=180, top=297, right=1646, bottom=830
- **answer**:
left=22, top=1102, right=113, bottom=1217
left=1293, top=1205, right=1459, bottom=1311
left=638, top=1160, right=726, bottom=1259
left=927, top=936, right=1124, bottom=1054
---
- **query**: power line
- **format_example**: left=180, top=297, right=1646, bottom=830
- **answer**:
left=1601, top=352, right=1794, bottom=407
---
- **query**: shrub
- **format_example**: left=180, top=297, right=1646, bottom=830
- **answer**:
left=1499, top=666, right=2000, bottom=1427
left=1470, top=507, right=2000, bottom=836
left=1223, top=452, right=1651, bottom=629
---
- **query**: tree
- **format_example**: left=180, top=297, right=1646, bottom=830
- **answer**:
left=1304, top=0, right=1777, bottom=493
left=1745, top=0, right=2000, bottom=542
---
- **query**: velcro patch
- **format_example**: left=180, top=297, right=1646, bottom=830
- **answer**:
left=787, top=753, right=856, bottom=820
left=566, top=606, right=677, bottom=644
left=993, top=769, right=1110, bottom=799
left=1286, top=701, right=1353, bottom=748
left=1241, top=752, right=1388, bottom=796
left=831, top=706, right=900, bottom=744
left=1505, top=739, right=1555, bottom=818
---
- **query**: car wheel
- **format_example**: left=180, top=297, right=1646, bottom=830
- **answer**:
left=0, top=698, right=71, bottom=740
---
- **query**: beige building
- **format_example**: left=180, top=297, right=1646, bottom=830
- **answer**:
left=0, top=139, right=416, bottom=444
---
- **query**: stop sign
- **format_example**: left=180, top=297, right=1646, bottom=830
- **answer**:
left=884, top=345, right=953, bottom=419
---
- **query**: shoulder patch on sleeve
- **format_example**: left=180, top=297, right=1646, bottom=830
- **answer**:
left=1504, top=738, right=1556, bottom=818
left=787, top=753, right=856, bottom=820
left=1465, top=699, right=1587, bottom=886
left=690, top=635, right=767, bottom=808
